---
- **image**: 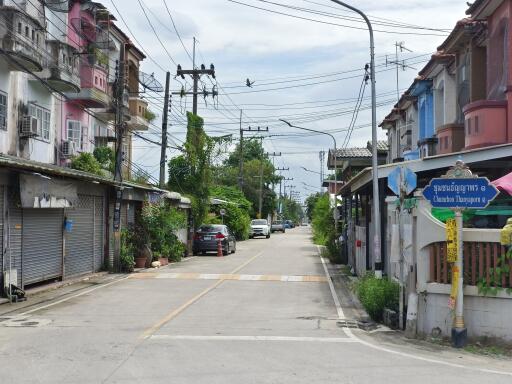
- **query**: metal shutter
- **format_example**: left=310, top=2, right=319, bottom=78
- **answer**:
left=7, top=202, right=22, bottom=287
left=22, top=209, right=63, bottom=285
left=65, top=195, right=94, bottom=277
left=0, top=186, right=3, bottom=289
left=93, top=196, right=104, bottom=272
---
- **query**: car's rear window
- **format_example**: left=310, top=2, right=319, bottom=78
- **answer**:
left=251, top=220, right=267, bottom=225
left=198, top=225, right=224, bottom=233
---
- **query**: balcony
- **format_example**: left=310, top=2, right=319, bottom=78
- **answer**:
left=436, top=123, right=464, bottom=155
left=66, top=62, right=109, bottom=108
left=38, top=40, right=80, bottom=93
left=0, top=7, right=45, bottom=72
left=94, top=124, right=116, bottom=143
left=127, top=98, right=150, bottom=131
left=463, top=100, right=507, bottom=150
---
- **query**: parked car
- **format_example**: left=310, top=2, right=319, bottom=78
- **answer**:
left=271, top=220, right=286, bottom=233
left=193, top=224, right=236, bottom=255
left=285, top=220, right=295, bottom=229
left=249, top=219, right=271, bottom=239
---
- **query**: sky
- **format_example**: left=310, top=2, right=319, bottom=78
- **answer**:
left=107, top=0, right=470, bottom=203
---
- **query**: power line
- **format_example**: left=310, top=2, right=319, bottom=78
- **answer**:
left=227, top=0, right=449, bottom=36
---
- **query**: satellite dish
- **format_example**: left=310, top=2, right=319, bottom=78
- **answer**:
left=138, top=71, right=164, bottom=92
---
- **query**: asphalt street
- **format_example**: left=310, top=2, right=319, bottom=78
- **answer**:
left=0, top=227, right=511, bottom=383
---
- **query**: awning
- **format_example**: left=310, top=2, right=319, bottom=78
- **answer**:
left=492, top=172, right=512, bottom=196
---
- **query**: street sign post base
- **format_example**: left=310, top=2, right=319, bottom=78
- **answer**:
left=451, top=327, right=467, bottom=348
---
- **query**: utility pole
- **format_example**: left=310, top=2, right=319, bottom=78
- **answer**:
left=238, top=110, right=243, bottom=190
left=174, top=53, right=216, bottom=115
left=258, top=137, right=264, bottom=219
left=385, top=41, right=413, bottom=104
left=319, top=151, right=325, bottom=190
left=113, top=43, right=126, bottom=272
left=267, top=151, right=282, bottom=194
left=159, top=71, right=170, bottom=188
left=239, top=125, right=268, bottom=192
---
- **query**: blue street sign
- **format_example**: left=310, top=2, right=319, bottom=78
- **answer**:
left=422, top=177, right=499, bottom=209
left=388, top=166, right=417, bottom=197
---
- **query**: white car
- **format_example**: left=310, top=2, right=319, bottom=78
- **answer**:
left=249, top=219, right=271, bottom=239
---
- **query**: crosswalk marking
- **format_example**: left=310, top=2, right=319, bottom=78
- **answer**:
left=131, top=273, right=327, bottom=283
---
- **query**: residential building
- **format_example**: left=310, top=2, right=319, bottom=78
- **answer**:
left=0, top=0, right=189, bottom=295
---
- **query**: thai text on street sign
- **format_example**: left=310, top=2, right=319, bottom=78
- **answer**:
left=422, top=177, right=499, bottom=209
left=446, top=218, right=458, bottom=263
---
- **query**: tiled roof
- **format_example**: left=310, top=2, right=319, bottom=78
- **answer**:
left=367, top=140, right=389, bottom=152
left=334, top=147, right=372, bottom=158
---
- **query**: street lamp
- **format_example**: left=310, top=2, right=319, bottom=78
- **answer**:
left=280, top=119, right=338, bottom=232
left=329, top=0, right=381, bottom=274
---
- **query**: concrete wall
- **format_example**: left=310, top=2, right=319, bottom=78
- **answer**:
left=418, top=285, right=512, bottom=342
left=412, top=193, right=512, bottom=342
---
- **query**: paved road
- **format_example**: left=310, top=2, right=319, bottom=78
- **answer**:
left=0, top=227, right=511, bottom=383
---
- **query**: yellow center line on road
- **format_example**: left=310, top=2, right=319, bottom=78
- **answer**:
left=140, top=250, right=265, bottom=340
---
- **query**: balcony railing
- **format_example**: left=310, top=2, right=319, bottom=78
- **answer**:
left=435, top=123, right=464, bottom=155
left=463, top=100, right=508, bottom=150
left=0, top=7, right=45, bottom=72
left=39, top=40, right=80, bottom=93
left=127, top=98, right=149, bottom=131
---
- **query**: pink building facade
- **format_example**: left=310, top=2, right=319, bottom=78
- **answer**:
left=464, top=0, right=512, bottom=149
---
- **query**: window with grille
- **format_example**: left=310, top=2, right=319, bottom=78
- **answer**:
left=29, top=103, right=51, bottom=140
left=0, top=92, right=6, bottom=130
left=67, top=120, right=82, bottom=149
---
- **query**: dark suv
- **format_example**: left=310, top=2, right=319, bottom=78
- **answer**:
left=193, top=224, right=236, bottom=255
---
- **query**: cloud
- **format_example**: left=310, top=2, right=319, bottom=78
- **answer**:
left=119, top=0, right=468, bottom=199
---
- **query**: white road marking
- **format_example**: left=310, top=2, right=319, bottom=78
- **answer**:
left=149, top=335, right=357, bottom=343
left=18, top=275, right=131, bottom=317
left=198, top=274, right=221, bottom=280
left=316, top=245, right=512, bottom=376
left=238, top=274, right=261, bottom=281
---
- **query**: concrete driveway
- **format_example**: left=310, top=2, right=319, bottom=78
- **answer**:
left=0, top=227, right=511, bottom=383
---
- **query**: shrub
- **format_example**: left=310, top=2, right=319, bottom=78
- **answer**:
left=140, top=202, right=187, bottom=261
left=120, top=229, right=135, bottom=272
left=355, top=273, right=399, bottom=321
left=70, top=152, right=104, bottom=176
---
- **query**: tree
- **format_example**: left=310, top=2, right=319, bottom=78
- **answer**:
left=208, top=185, right=252, bottom=240
left=168, top=112, right=215, bottom=228
left=305, top=193, right=322, bottom=221
left=70, top=152, right=103, bottom=176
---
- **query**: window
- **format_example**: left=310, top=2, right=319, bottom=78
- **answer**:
left=25, top=26, right=29, bottom=37
left=17, top=22, right=21, bottom=34
left=95, top=76, right=98, bottom=85
left=0, top=92, right=7, bottom=131
left=29, top=103, right=51, bottom=141
left=67, top=120, right=82, bottom=149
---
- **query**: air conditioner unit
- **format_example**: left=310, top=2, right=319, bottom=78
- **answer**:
left=20, top=116, right=38, bottom=137
left=61, top=140, right=76, bottom=158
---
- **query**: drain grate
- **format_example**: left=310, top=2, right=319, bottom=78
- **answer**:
left=336, top=319, right=378, bottom=331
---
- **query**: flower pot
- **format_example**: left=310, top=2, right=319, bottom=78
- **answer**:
left=158, top=257, right=168, bottom=266
left=134, top=257, right=147, bottom=269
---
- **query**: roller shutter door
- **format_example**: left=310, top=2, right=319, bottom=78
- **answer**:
left=7, top=202, right=22, bottom=287
left=94, top=196, right=104, bottom=272
left=0, top=186, right=3, bottom=288
left=22, top=209, right=63, bottom=285
left=66, top=195, right=94, bottom=277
